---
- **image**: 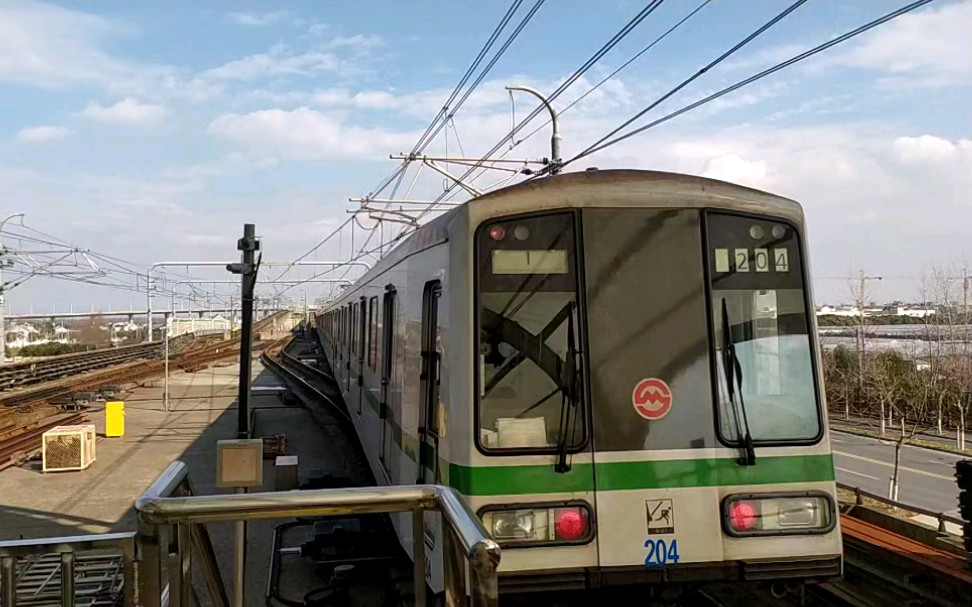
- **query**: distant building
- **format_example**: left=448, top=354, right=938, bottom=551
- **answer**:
left=817, top=303, right=936, bottom=319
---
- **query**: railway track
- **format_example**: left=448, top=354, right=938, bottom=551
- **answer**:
left=0, top=410, right=88, bottom=471
left=0, top=342, right=161, bottom=391
left=0, top=313, right=292, bottom=470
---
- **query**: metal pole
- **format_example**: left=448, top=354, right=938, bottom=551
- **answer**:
left=146, top=272, right=153, bottom=343
left=1, top=555, right=16, bottom=607
left=60, top=552, right=75, bottom=607
left=505, top=85, right=562, bottom=173
left=227, top=223, right=259, bottom=440
left=413, top=508, right=427, bottom=607
left=164, top=323, right=170, bottom=412
left=234, top=488, right=246, bottom=607
left=0, top=213, right=25, bottom=364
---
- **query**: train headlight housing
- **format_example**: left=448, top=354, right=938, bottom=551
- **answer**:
left=722, top=492, right=836, bottom=536
left=479, top=502, right=594, bottom=547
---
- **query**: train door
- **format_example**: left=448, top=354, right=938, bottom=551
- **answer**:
left=379, top=287, right=397, bottom=474
left=417, top=281, right=442, bottom=590
left=346, top=303, right=354, bottom=394
left=355, top=296, right=367, bottom=417
left=580, top=208, right=715, bottom=567
left=418, top=281, right=442, bottom=484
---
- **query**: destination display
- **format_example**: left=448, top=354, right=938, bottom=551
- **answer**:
left=713, top=247, right=789, bottom=274
left=491, top=249, right=569, bottom=274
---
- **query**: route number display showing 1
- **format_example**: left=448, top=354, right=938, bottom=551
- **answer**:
left=644, top=538, right=680, bottom=567
left=714, top=247, right=788, bottom=273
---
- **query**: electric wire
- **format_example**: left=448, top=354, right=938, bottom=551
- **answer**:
left=566, top=0, right=938, bottom=163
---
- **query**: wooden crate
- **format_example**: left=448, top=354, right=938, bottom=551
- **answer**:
left=42, top=424, right=97, bottom=472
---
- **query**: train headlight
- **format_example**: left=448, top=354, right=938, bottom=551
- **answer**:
left=722, top=492, right=835, bottom=536
left=479, top=502, right=594, bottom=547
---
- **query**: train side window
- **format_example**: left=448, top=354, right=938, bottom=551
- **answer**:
left=368, top=296, right=378, bottom=370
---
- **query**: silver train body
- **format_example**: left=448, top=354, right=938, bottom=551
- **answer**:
left=315, top=169, right=842, bottom=596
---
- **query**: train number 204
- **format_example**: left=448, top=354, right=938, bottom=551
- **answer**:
left=644, top=539, right=680, bottom=567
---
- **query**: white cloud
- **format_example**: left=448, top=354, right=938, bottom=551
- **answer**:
left=0, top=0, right=131, bottom=88
left=0, top=2, right=222, bottom=102
left=837, top=0, right=972, bottom=87
left=15, top=125, right=72, bottom=143
left=701, top=154, right=768, bottom=184
left=202, top=48, right=342, bottom=82
left=208, top=107, right=418, bottom=161
left=229, top=11, right=290, bottom=27
left=892, top=135, right=972, bottom=166
left=82, top=98, right=168, bottom=126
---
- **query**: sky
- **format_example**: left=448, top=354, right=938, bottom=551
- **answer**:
left=1, top=0, right=971, bottom=314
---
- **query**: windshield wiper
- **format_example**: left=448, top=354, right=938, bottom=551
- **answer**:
left=555, top=301, right=580, bottom=473
left=721, top=298, right=756, bottom=466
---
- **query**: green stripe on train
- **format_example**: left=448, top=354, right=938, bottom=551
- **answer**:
left=447, top=454, right=835, bottom=496
left=343, top=370, right=834, bottom=497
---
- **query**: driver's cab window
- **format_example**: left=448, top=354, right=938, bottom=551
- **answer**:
left=476, top=212, right=584, bottom=452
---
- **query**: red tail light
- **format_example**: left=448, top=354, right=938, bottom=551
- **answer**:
left=489, top=226, right=506, bottom=240
left=730, top=500, right=758, bottom=531
left=554, top=507, right=587, bottom=541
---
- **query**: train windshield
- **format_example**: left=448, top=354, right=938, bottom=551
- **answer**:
left=706, top=212, right=822, bottom=443
left=475, top=212, right=585, bottom=452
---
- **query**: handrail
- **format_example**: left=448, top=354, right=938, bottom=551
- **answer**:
left=0, top=532, right=136, bottom=607
left=136, top=461, right=501, bottom=607
left=135, top=461, right=230, bottom=607
left=838, top=482, right=965, bottom=531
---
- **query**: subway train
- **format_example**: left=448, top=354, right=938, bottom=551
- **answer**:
left=314, top=169, right=842, bottom=599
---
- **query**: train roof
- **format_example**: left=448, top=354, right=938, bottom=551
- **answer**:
left=328, top=169, right=802, bottom=305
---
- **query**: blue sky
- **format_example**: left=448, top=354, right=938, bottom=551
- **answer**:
left=2, top=0, right=971, bottom=313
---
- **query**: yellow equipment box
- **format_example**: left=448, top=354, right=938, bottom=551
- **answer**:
left=106, top=401, right=125, bottom=437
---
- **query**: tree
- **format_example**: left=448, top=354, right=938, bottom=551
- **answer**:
left=77, top=314, right=109, bottom=346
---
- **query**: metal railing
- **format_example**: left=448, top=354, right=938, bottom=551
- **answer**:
left=838, top=481, right=965, bottom=533
left=0, top=532, right=135, bottom=606
left=135, top=461, right=229, bottom=607
left=135, top=461, right=501, bottom=607
left=0, top=459, right=500, bottom=607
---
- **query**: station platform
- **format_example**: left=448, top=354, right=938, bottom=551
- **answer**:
left=0, top=350, right=372, bottom=603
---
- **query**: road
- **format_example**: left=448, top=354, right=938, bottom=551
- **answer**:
left=830, top=430, right=964, bottom=519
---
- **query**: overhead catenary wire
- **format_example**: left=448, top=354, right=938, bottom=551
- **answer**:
left=566, top=0, right=939, bottom=164
left=560, top=0, right=811, bottom=170
left=514, top=0, right=714, bottom=148
left=443, top=0, right=712, bottom=194
left=278, top=0, right=538, bottom=291
left=408, top=0, right=526, bottom=155
left=406, top=0, right=670, bottom=224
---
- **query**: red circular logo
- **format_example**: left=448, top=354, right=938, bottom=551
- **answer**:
left=632, top=378, right=673, bottom=420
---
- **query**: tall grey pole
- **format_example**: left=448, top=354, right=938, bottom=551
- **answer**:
left=164, top=323, right=170, bottom=412
left=505, top=85, right=562, bottom=173
left=227, top=224, right=259, bottom=440
left=146, top=272, right=153, bottom=343
left=0, top=213, right=25, bottom=364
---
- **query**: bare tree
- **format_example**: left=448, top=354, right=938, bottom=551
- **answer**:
left=846, top=269, right=882, bottom=425
left=77, top=314, right=108, bottom=346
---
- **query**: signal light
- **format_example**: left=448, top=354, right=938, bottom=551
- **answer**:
left=489, top=225, right=506, bottom=241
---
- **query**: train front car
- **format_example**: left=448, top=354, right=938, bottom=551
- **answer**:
left=455, top=170, right=841, bottom=597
